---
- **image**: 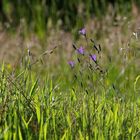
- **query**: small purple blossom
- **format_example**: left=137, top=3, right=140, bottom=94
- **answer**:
left=79, top=28, right=86, bottom=36
left=90, top=54, right=97, bottom=62
left=68, top=61, right=75, bottom=68
left=77, top=46, right=84, bottom=55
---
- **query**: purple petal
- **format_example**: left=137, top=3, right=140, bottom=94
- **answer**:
left=79, top=28, right=86, bottom=35
left=77, top=46, right=84, bottom=55
left=68, top=61, right=75, bottom=68
left=90, top=54, right=97, bottom=62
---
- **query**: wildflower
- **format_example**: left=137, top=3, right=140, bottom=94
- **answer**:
left=90, top=54, right=97, bottom=62
left=79, top=28, right=86, bottom=36
left=68, top=61, right=75, bottom=68
left=77, top=46, right=84, bottom=55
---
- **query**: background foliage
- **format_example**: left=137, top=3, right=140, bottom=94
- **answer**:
left=1, top=0, right=139, bottom=33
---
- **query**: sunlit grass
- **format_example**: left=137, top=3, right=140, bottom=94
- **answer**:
left=0, top=23, right=140, bottom=140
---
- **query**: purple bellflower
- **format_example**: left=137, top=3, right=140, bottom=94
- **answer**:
left=77, top=46, right=84, bottom=55
left=90, top=54, right=97, bottom=62
left=79, top=28, right=86, bottom=36
left=68, top=61, right=75, bottom=68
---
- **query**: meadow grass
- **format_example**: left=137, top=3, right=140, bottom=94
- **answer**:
left=0, top=24, right=140, bottom=140
left=2, top=0, right=138, bottom=39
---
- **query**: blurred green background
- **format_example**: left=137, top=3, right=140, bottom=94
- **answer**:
left=0, top=0, right=139, bottom=36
